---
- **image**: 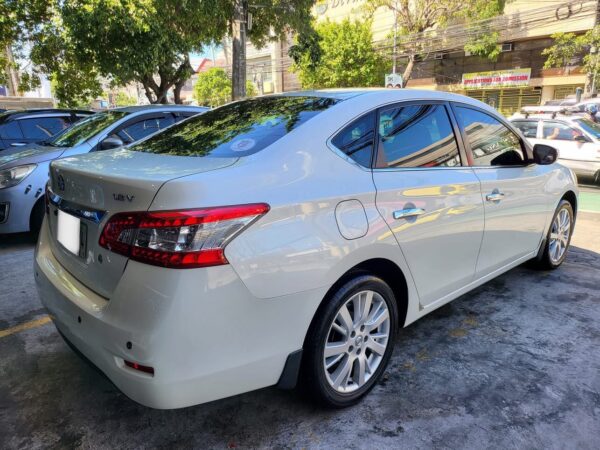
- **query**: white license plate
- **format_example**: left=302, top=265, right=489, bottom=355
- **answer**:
left=57, top=210, right=81, bottom=255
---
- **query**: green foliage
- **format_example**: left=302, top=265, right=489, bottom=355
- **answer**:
left=194, top=68, right=232, bottom=107
left=291, top=19, right=386, bottom=89
left=464, top=32, right=502, bottom=61
left=112, top=91, right=138, bottom=107
left=542, top=32, right=582, bottom=69
left=364, top=0, right=508, bottom=81
left=193, top=68, right=256, bottom=108
left=0, top=0, right=53, bottom=92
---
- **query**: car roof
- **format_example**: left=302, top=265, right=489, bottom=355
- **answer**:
left=109, top=105, right=208, bottom=113
left=279, top=88, right=494, bottom=109
left=510, top=114, right=584, bottom=123
left=0, top=108, right=93, bottom=121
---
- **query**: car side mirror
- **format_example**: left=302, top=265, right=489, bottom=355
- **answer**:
left=574, top=134, right=587, bottom=143
left=533, top=144, right=558, bottom=165
left=100, top=136, right=124, bottom=150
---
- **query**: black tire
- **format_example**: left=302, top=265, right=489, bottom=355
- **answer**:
left=532, top=199, right=574, bottom=270
left=29, top=198, right=45, bottom=236
left=302, top=275, right=398, bottom=408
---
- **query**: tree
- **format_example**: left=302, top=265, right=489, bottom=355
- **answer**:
left=290, top=19, right=386, bottom=89
left=0, top=0, right=53, bottom=95
left=194, top=67, right=256, bottom=107
left=542, top=26, right=600, bottom=94
left=462, top=1, right=506, bottom=61
left=364, top=0, right=507, bottom=85
left=542, top=32, right=582, bottom=70
left=31, top=0, right=227, bottom=105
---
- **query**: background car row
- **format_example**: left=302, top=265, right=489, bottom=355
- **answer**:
left=0, top=105, right=207, bottom=234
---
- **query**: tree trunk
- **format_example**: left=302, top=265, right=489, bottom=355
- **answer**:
left=4, top=45, right=20, bottom=96
left=231, top=0, right=247, bottom=100
left=402, top=55, right=415, bottom=88
left=173, top=81, right=184, bottom=104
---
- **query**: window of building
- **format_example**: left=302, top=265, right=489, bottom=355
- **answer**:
left=455, top=106, right=526, bottom=166
left=331, top=111, right=376, bottom=167
left=375, top=104, right=461, bottom=168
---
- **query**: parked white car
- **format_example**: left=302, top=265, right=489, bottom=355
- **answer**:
left=510, top=114, right=600, bottom=182
left=35, top=89, right=578, bottom=409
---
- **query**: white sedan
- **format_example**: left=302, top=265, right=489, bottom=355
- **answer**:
left=35, top=89, right=578, bottom=409
left=510, top=113, right=600, bottom=183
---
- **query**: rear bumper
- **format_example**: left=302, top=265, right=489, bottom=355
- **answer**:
left=34, top=219, right=324, bottom=409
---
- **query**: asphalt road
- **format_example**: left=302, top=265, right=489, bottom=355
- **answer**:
left=1, top=201, right=599, bottom=448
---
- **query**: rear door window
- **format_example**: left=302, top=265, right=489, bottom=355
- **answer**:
left=0, top=121, right=23, bottom=140
left=331, top=111, right=376, bottom=167
left=117, top=115, right=176, bottom=144
left=130, top=96, right=339, bottom=157
left=375, top=103, right=461, bottom=168
left=512, top=120, right=539, bottom=139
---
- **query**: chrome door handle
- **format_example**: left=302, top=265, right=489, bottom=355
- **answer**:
left=393, top=208, right=425, bottom=220
left=486, top=192, right=505, bottom=203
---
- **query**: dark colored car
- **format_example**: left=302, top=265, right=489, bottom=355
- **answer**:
left=0, top=109, right=93, bottom=151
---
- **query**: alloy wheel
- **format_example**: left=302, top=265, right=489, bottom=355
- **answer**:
left=323, top=290, right=391, bottom=393
left=549, top=208, right=571, bottom=264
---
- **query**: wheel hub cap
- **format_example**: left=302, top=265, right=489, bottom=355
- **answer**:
left=323, top=290, right=391, bottom=393
left=549, top=208, right=571, bottom=264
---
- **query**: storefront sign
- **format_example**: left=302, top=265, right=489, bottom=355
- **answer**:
left=462, top=68, right=531, bottom=89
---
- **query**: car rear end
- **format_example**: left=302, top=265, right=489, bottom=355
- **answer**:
left=34, top=95, right=344, bottom=408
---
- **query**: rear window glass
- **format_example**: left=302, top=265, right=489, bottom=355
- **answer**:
left=129, top=96, right=340, bottom=157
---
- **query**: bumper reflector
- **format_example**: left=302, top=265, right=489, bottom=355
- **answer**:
left=124, top=360, right=155, bottom=376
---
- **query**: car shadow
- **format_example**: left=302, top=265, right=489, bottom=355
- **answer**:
left=0, top=232, right=37, bottom=253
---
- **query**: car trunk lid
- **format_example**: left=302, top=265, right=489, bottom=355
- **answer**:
left=47, top=149, right=238, bottom=298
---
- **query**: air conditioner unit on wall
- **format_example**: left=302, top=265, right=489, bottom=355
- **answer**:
left=464, top=50, right=472, bottom=57
left=501, top=43, right=513, bottom=52
left=434, top=52, right=446, bottom=60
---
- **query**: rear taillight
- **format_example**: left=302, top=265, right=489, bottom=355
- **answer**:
left=99, top=203, right=269, bottom=268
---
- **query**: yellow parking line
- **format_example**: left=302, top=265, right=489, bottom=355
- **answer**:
left=0, top=315, right=51, bottom=339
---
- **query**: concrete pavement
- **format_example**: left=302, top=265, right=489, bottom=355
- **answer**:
left=0, top=204, right=599, bottom=448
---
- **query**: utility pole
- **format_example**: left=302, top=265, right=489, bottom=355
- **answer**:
left=232, top=0, right=247, bottom=100
left=392, top=1, right=398, bottom=74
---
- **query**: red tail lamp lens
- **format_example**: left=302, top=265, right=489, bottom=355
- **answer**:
left=99, top=203, right=269, bottom=268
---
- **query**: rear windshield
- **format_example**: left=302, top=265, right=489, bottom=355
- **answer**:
left=48, top=111, right=128, bottom=147
left=129, top=96, right=340, bottom=157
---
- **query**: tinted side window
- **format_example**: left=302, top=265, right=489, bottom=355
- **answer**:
left=19, top=117, right=71, bottom=139
left=118, top=118, right=158, bottom=143
left=376, top=104, right=461, bottom=168
left=542, top=121, right=586, bottom=142
left=455, top=106, right=525, bottom=167
left=0, top=121, right=23, bottom=139
left=512, top=120, right=538, bottom=138
left=331, top=111, right=375, bottom=167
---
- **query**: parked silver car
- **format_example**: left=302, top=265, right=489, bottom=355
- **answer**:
left=0, top=105, right=207, bottom=233
left=35, top=90, right=577, bottom=409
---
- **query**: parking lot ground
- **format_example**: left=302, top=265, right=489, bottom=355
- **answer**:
left=1, top=210, right=599, bottom=448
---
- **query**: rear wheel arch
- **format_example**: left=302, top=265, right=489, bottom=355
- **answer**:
left=305, top=258, right=409, bottom=348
